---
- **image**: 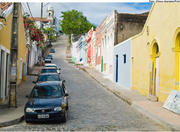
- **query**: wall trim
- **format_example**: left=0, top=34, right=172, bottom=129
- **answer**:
left=0, top=44, right=10, bottom=54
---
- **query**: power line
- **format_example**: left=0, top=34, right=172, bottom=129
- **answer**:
left=26, top=2, right=35, bottom=21
left=22, top=3, right=28, bottom=13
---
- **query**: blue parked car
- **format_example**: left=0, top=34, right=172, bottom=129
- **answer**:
left=24, top=81, right=69, bottom=123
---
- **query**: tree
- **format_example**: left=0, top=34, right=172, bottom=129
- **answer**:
left=60, top=9, right=96, bottom=36
left=43, top=27, right=57, bottom=42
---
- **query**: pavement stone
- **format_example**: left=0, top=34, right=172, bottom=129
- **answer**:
left=0, top=67, right=40, bottom=128
left=74, top=64, right=180, bottom=131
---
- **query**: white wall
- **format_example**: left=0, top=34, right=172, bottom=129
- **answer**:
left=113, top=38, right=131, bottom=89
left=0, top=45, right=10, bottom=100
left=29, top=42, right=38, bottom=68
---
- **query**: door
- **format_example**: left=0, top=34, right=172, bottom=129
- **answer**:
left=0, top=50, right=5, bottom=98
left=151, top=57, right=159, bottom=97
left=116, top=55, right=118, bottom=82
left=155, top=58, right=159, bottom=96
left=101, top=56, right=103, bottom=72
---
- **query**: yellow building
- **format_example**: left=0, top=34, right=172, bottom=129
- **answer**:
left=132, top=2, right=180, bottom=103
left=0, top=3, right=27, bottom=104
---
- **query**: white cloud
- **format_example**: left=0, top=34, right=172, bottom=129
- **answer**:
left=22, top=2, right=152, bottom=26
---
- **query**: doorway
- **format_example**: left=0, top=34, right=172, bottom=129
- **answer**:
left=175, top=32, right=180, bottom=90
left=150, top=43, right=159, bottom=98
left=116, top=55, right=118, bottom=82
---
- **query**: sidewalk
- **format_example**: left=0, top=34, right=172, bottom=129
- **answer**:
left=75, top=65, right=180, bottom=131
left=0, top=66, right=42, bottom=128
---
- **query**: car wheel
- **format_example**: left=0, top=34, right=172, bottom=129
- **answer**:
left=25, top=120, right=30, bottom=123
left=66, top=102, right=69, bottom=110
left=62, top=110, right=67, bottom=122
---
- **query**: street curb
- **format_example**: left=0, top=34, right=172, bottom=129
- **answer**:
left=77, top=66, right=179, bottom=131
left=131, top=103, right=180, bottom=131
left=0, top=115, right=24, bottom=128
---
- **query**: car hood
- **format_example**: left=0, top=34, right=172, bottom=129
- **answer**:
left=26, top=97, right=63, bottom=108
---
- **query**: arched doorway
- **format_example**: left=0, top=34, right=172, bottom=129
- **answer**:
left=174, top=32, right=180, bottom=90
left=150, top=42, right=159, bottom=100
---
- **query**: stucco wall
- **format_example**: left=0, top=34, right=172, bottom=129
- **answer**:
left=114, top=13, right=148, bottom=46
left=0, top=14, right=12, bottom=50
left=113, top=38, right=131, bottom=89
left=132, top=3, right=180, bottom=102
left=17, top=5, right=27, bottom=85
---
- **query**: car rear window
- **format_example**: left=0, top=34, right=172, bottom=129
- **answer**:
left=31, top=85, right=63, bottom=98
left=39, top=74, right=60, bottom=81
left=41, top=69, right=57, bottom=73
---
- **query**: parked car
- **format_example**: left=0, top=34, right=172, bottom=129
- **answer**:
left=45, top=63, right=57, bottom=68
left=46, top=54, right=53, bottom=60
left=44, top=58, right=51, bottom=63
left=50, top=48, right=55, bottom=53
left=34, top=73, right=61, bottom=83
left=24, top=81, right=69, bottom=123
left=44, top=64, right=61, bottom=73
left=41, top=67, right=60, bottom=74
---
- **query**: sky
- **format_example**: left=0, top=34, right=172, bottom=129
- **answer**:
left=22, top=2, right=153, bottom=26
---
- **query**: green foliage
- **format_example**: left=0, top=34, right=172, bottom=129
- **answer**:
left=43, top=27, right=57, bottom=41
left=60, top=9, right=96, bottom=36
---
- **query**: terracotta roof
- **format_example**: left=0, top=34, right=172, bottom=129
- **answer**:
left=30, top=17, right=51, bottom=23
left=0, top=2, right=12, bottom=11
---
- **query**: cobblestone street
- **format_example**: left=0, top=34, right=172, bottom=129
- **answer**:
left=0, top=35, right=166, bottom=131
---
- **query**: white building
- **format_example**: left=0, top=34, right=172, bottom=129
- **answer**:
left=101, top=11, right=115, bottom=80
left=113, top=38, right=132, bottom=89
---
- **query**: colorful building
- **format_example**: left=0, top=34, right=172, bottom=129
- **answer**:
left=95, top=25, right=102, bottom=71
left=0, top=3, right=27, bottom=104
left=87, top=28, right=94, bottom=65
left=113, top=38, right=132, bottom=89
left=131, top=3, right=180, bottom=102
left=90, top=30, right=96, bottom=68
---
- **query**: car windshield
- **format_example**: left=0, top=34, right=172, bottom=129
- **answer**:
left=47, top=55, right=52, bottom=58
left=45, top=65, right=57, bottom=68
left=31, top=85, right=63, bottom=98
left=39, top=74, right=60, bottom=81
left=41, top=69, right=57, bottom=73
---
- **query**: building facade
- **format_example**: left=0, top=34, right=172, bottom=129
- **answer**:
left=113, top=38, right=132, bottom=89
left=0, top=3, right=27, bottom=104
left=132, top=3, right=180, bottom=102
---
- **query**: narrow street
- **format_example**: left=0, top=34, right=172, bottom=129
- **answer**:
left=0, top=35, right=165, bottom=131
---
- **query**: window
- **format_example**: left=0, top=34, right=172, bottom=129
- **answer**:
left=123, top=54, right=126, bottom=64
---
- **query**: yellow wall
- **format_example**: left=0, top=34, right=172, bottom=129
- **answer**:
left=0, top=14, right=12, bottom=50
left=17, top=5, right=27, bottom=85
left=132, top=3, right=180, bottom=102
left=0, top=4, right=27, bottom=85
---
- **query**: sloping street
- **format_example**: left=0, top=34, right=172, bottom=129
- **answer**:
left=0, top=35, right=165, bottom=131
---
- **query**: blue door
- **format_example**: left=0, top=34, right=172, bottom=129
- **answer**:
left=116, top=55, right=118, bottom=82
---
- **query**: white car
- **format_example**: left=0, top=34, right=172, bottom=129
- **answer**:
left=44, top=63, right=61, bottom=74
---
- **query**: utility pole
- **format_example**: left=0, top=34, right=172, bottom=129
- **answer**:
left=9, top=3, right=19, bottom=107
left=40, top=2, right=43, bottom=30
left=40, top=2, right=43, bottom=60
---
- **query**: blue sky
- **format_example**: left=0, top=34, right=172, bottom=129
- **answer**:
left=22, top=2, right=153, bottom=26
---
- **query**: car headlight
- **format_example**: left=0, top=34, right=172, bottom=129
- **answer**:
left=26, top=108, right=34, bottom=113
left=54, top=107, right=62, bottom=111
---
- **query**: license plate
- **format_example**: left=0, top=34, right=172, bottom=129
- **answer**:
left=37, top=114, right=49, bottom=119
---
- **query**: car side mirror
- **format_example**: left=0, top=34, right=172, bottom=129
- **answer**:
left=65, top=93, right=69, bottom=96
left=32, top=81, right=36, bottom=84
